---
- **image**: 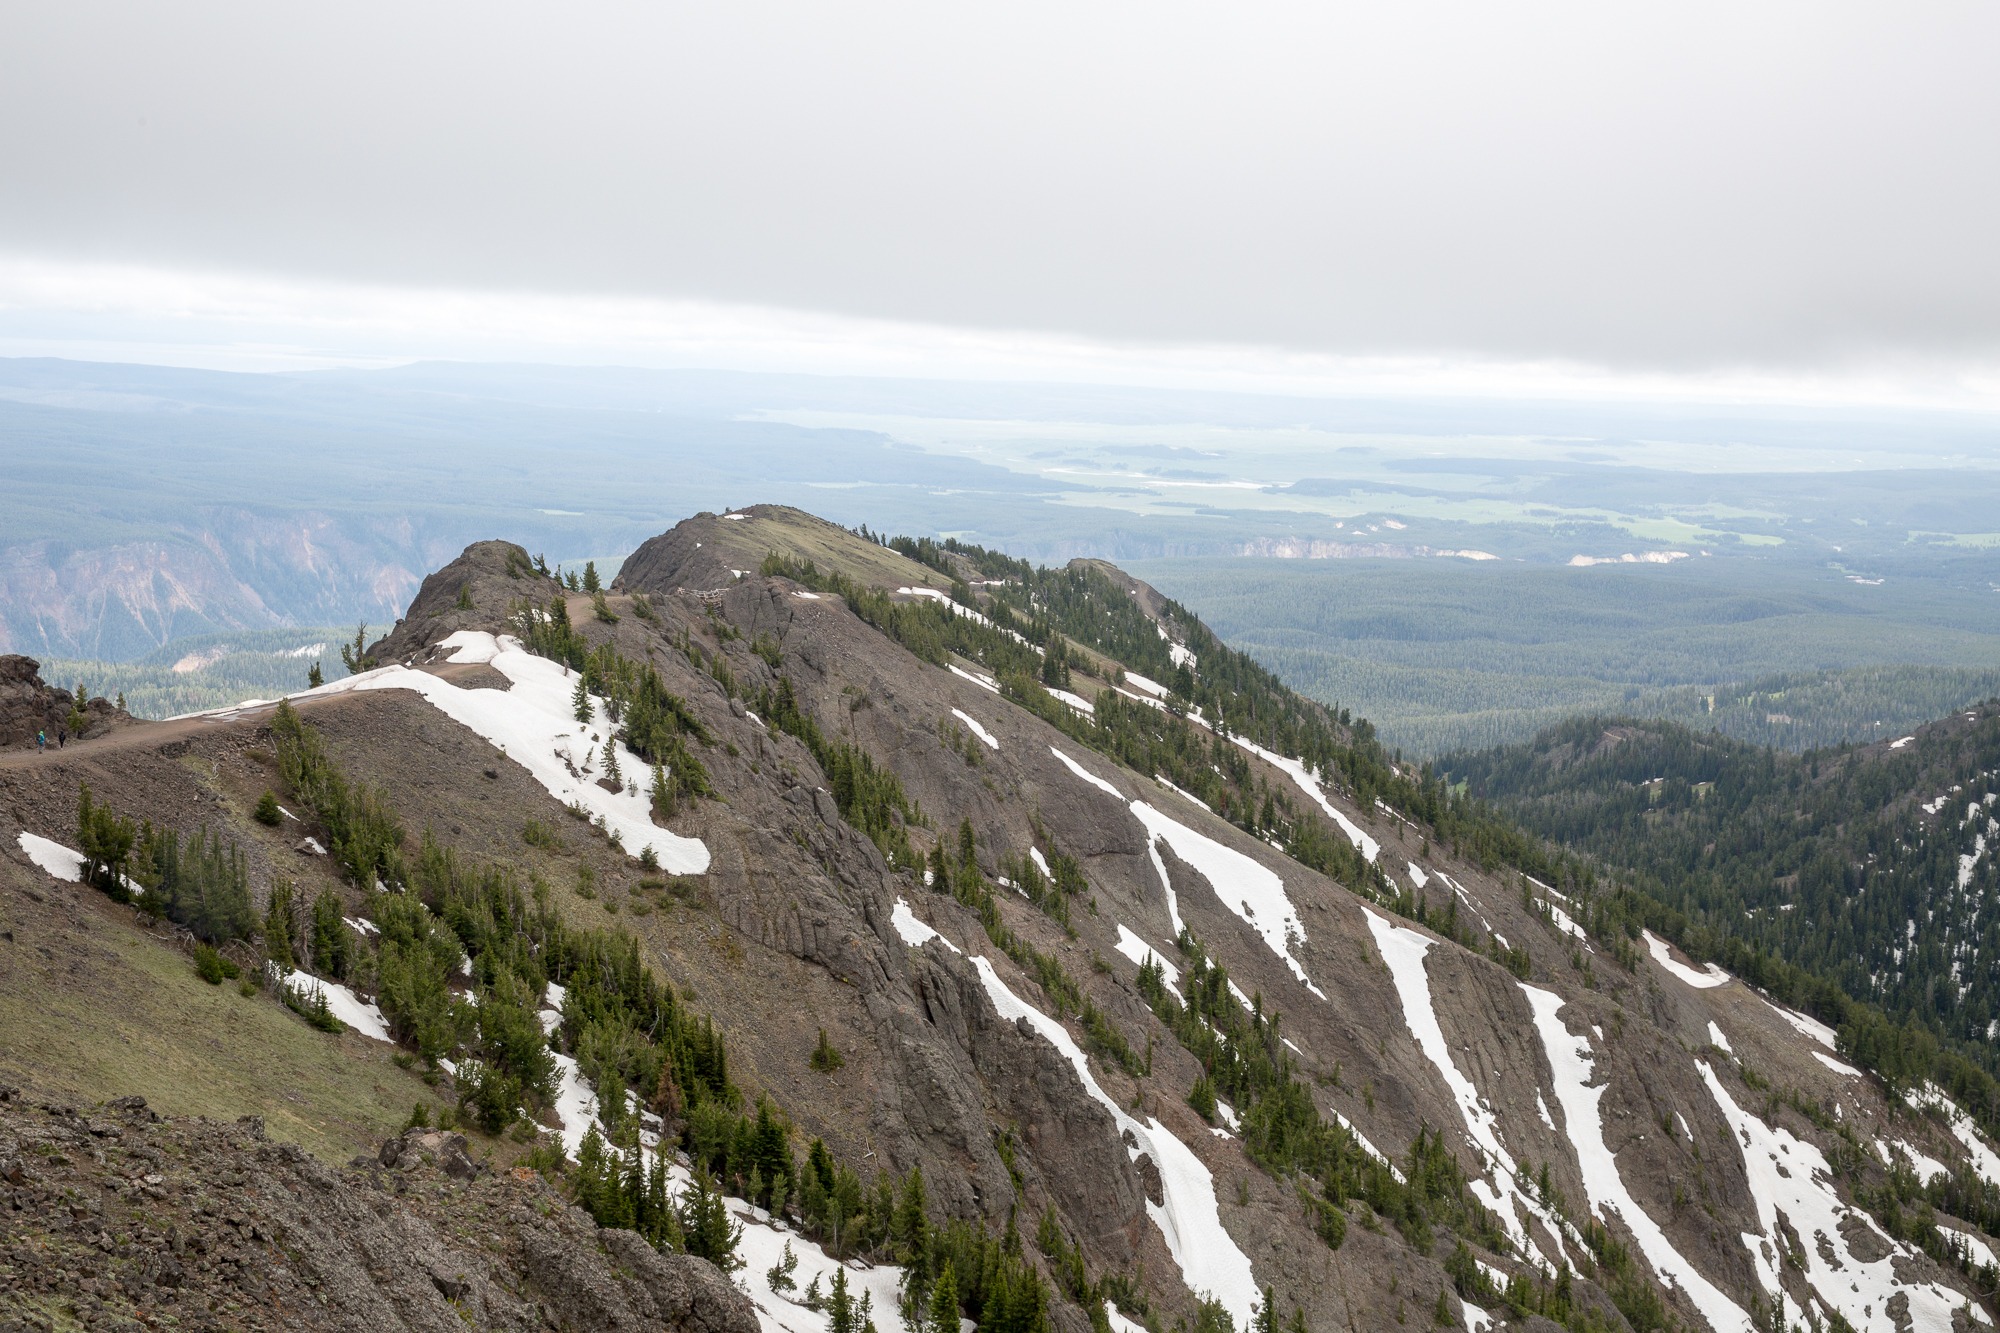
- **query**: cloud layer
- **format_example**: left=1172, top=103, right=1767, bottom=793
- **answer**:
left=3, top=3, right=1997, bottom=374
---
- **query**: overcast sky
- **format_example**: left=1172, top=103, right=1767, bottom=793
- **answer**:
left=3, top=3, right=1998, bottom=402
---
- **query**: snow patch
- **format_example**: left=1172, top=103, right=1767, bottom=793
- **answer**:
left=1707, top=1022, right=1734, bottom=1054
left=891, top=898, right=960, bottom=954
left=1812, top=1050, right=1863, bottom=1078
left=1890, top=735, right=1915, bottom=749
left=1765, top=1000, right=1838, bottom=1050
left=1701, top=1062, right=1971, bottom=1332
left=1365, top=910, right=1563, bottom=1269
left=1047, top=687, right=1095, bottom=715
left=970, top=956, right=1260, bottom=1327
left=1114, top=925, right=1182, bottom=996
left=263, top=632, right=714, bottom=874
left=277, top=969, right=393, bottom=1043
left=1050, top=746, right=1122, bottom=798
left=1915, top=1084, right=2000, bottom=1189
left=1525, top=987, right=1751, bottom=1333
left=950, top=708, right=999, bottom=750
left=1643, top=931, right=1729, bottom=989
left=1130, top=801, right=1323, bottom=999
left=1232, top=736, right=1379, bottom=863
left=948, top=663, right=1001, bottom=695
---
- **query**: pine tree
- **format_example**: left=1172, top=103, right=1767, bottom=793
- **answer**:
left=767, top=1240, right=799, bottom=1295
left=264, top=879, right=296, bottom=970
left=582, top=560, right=601, bottom=593
left=679, top=1167, right=742, bottom=1270
left=828, top=1267, right=858, bottom=1333
left=573, top=675, right=593, bottom=726
left=957, top=819, right=978, bottom=882
left=603, top=742, right=622, bottom=786
left=1255, top=1286, right=1278, bottom=1333
left=927, top=840, right=950, bottom=894
left=650, top=761, right=673, bottom=820
left=928, top=1262, right=960, bottom=1333
left=810, top=1027, right=845, bottom=1073
left=1188, top=1073, right=1218, bottom=1123
left=255, top=790, right=283, bottom=826
left=307, top=660, right=324, bottom=688
left=311, top=885, right=351, bottom=979
left=339, top=622, right=375, bottom=675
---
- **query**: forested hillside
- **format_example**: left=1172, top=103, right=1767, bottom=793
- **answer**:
left=1445, top=706, right=2000, bottom=1080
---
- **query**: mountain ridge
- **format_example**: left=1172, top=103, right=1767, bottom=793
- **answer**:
left=3, top=503, right=1996, bottom=1333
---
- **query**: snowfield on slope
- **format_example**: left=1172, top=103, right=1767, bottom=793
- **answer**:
left=969, top=956, right=1260, bottom=1329
left=1130, top=800, right=1324, bottom=998
left=1699, top=1063, right=1982, bottom=1331
left=1114, top=924, right=1182, bottom=996
left=185, top=631, right=710, bottom=874
left=1523, top=987, right=1751, bottom=1333
left=1365, top=910, right=1569, bottom=1270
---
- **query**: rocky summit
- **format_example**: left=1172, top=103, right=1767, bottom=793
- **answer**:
left=2, top=505, right=1997, bottom=1333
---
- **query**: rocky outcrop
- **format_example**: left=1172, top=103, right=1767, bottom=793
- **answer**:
left=0, top=655, right=129, bottom=749
left=0, top=1088, right=758, bottom=1333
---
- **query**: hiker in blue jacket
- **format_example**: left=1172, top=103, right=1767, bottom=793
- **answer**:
left=36, top=729, right=46, bottom=753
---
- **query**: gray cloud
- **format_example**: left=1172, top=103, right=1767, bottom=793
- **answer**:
left=2, top=2, right=1997, bottom=371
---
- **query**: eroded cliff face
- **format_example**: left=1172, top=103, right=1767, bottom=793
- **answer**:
left=4, top=505, right=1996, bottom=1333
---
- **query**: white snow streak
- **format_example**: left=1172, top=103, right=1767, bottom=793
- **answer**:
left=1643, top=931, right=1729, bottom=989
left=1047, top=687, right=1095, bottom=715
left=260, top=632, right=712, bottom=873
left=950, top=708, right=1000, bottom=750
left=970, top=956, right=1259, bottom=1328
left=1130, top=801, right=1323, bottom=998
left=1524, top=987, right=1751, bottom=1333
left=1232, top=736, right=1379, bottom=864
left=277, top=968, right=393, bottom=1043
left=1364, top=910, right=1561, bottom=1269
left=947, top=663, right=1001, bottom=695
left=1050, top=746, right=1122, bottom=798
left=891, top=898, right=960, bottom=954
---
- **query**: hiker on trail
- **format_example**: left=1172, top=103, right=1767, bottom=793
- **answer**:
left=57, top=728, right=66, bottom=748
left=36, top=729, right=46, bottom=753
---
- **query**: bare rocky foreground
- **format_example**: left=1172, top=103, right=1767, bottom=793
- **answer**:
left=0, top=1085, right=755, bottom=1333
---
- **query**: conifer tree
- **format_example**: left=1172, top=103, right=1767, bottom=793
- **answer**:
left=307, top=660, right=324, bottom=688
left=928, top=1262, right=960, bottom=1333
left=1188, top=1073, right=1218, bottom=1123
left=264, top=878, right=297, bottom=970
left=829, top=1268, right=858, bottom=1333
left=255, top=790, right=283, bottom=826
left=582, top=560, right=601, bottom=593
left=340, top=623, right=375, bottom=675
left=573, top=675, right=593, bottom=726
left=311, top=885, right=351, bottom=979
left=957, top=819, right=978, bottom=882
left=603, top=742, right=622, bottom=786
left=650, top=761, right=673, bottom=819
left=679, top=1166, right=742, bottom=1270
left=1255, top=1286, right=1278, bottom=1333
